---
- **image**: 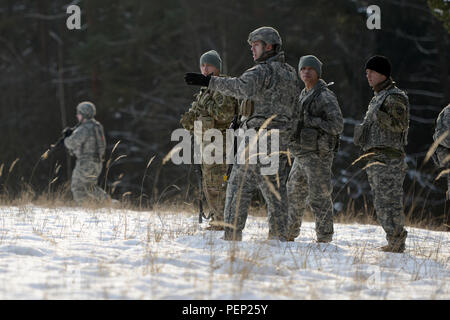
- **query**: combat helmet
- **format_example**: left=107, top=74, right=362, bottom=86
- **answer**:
left=76, top=101, right=96, bottom=119
left=247, top=26, right=282, bottom=48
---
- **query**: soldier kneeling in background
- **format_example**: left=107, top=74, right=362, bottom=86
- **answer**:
left=64, top=101, right=110, bottom=205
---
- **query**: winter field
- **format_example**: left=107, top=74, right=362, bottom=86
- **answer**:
left=0, top=204, right=448, bottom=300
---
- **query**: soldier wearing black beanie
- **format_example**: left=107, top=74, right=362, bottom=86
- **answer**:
left=365, top=55, right=391, bottom=78
left=354, top=54, right=410, bottom=253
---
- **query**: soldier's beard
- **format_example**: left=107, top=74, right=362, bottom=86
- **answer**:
left=255, top=49, right=276, bottom=63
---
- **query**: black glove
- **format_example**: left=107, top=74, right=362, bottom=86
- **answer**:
left=184, top=72, right=211, bottom=86
left=62, top=127, right=73, bottom=138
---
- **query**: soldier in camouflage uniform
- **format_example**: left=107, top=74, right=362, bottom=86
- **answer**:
left=287, top=55, right=344, bottom=243
left=185, top=27, right=300, bottom=241
left=433, top=103, right=450, bottom=199
left=180, top=50, right=238, bottom=230
left=353, top=55, right=409, bottom=253
left=64, top=101, right=109, bottom=205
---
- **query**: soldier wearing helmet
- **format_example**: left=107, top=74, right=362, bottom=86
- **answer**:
left=185, top=26, right=300, bottom=241
left=64, top=101, right=110, bottom=205
left=247, top=26, right=282, bottom=62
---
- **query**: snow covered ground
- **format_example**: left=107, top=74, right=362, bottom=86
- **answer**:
left=0, top=205, right=448, bottom=299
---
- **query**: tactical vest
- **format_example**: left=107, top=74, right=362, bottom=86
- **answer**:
left=359, top=87, right=409, bottom=153
left=433, top=106, right=450, bottom=149
left=292, top=82, right=340, bottom=154
left=80, top=120, right=106, bottom=161
left=432, top=106, right=450, bottom=167
left=243, top=52, right=299, bottom=130
left=195, top=87, right=235, bottom=132
left=93, top=120, right=106, bottom=161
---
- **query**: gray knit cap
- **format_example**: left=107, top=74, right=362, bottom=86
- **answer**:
left=199, top=50, right=222, bottom=72
left=298, top=55, right=323, bottom=77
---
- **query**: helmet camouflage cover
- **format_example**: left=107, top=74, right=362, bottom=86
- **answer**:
left=247, top=26, right=282, bottom=47
left=76, top=101, right=96, bottom=119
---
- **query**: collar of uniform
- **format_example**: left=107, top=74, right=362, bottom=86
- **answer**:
left=303, top=78, right=326, bottom=95
left=257, top=51, right=285, bottom=64
left=373, top=77, right=395, bottom=94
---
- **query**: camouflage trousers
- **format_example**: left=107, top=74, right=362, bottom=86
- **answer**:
left=286, top=153, right=334, bottom=241
left=202, top=163, right=228, bottom=222
left=436, top=146, right=450, bottom=199
left=365, top=154, right=408, bottom=245
left=223, top=156, right=289, bottom=240
left=71, top=159, right=109, bottom=205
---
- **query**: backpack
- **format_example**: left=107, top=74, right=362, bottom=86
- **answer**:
left=93, top=120, right=106, bottom=161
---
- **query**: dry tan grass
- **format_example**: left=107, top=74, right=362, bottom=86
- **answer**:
left=1, top=186, right=447, bottom=233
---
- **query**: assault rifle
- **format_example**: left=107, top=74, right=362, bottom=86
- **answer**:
left=41, top=125, right=78, bottom=160
left=223, top=114, right=240, bottom=186
left=191, top=134, right=210, bottom=223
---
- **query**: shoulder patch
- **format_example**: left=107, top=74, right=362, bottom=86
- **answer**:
left=381, top=94, right=407, bottom=119
left=320, top=88, right=337, bottom=100
left=313, top=89, right=338, bottom=111
left=384, top=94, right=407, bottom=110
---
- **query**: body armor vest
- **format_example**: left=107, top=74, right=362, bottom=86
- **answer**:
left=359, top=87, right=409, bottom=153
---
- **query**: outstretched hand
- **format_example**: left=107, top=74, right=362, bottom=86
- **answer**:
left=184, top=72, right=211, bottom=87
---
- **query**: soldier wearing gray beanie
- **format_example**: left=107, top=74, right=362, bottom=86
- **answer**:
left=298, top=55, right=323, bottom=78
left=199, top=50, right=222, bottom=72
left=180, top=49, right=238, bottom=231
left=288, top=54, right=343, bottom=243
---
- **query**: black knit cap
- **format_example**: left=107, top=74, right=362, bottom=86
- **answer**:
left=365, top=55, right=391, bottom=78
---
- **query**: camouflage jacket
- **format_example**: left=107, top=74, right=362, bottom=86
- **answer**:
left=354, top=78, right=409, bottom=157
left=433, top=104, right=450, bottom=167
left=208, top=52, right=300, bottom=131
left=180, top=75, right=238, bottom=133
left=434, top=104, right=450, bottom=149
left=64, top=119, right=106, bottom=161
left=290, top=79, right=344, bottom=156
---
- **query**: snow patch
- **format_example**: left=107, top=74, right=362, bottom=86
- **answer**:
left=0, top=206, right=448, bottom=299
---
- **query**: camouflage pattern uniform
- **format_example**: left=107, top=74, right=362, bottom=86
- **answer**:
left=208, top=27, right=300, bottom=241
left=180, top=79, right=238, bottom=226
left=64, top=102, right=109, bottom=204
left=353, top=78, right=409, bottom=251
left=287, top=79, right=344, bottom=242
left=433, top=103, right=450, bottom=198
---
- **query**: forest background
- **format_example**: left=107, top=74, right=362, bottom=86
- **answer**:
left=0, top=0, right=448, bottom=228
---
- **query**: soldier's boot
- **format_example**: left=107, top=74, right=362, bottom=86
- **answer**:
left=380, top=243, right=405, bottom=253
left=286, top=223, right=301, bottom=242
left=205, top=211, right=225, bottom=231
left=286, top=232, right=299, bottom=242
left=316, top=233, right=333, bottom=243
left=222, top=228, right=242, bottom=241
left=380, top=230, right=407, bottom=253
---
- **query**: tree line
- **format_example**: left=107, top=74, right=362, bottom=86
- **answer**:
left=0, top=0, right=448, bottom=226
